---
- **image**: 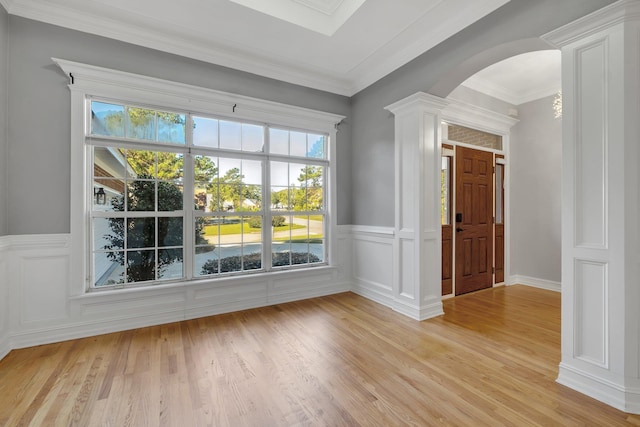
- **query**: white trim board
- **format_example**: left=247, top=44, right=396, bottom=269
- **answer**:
left=509, top=275, right=561, bottom=292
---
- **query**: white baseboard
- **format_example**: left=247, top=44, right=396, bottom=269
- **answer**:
left=509, top=274, right=561, bottom=292
left=0, top=336, right=10, bottom=361
left=393, top=298, right=444, bottom=321
left=351, top=280, right=394, bottom=309
left=557, top=362, right=640, bottom=414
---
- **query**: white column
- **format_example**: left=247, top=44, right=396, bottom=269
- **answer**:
left=385, top=93, right=447, bottom=320
left=543, top=0, right=640, bottom=413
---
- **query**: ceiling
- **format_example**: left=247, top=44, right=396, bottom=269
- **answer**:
left=0, top=0, right=511, bottom=96
left=461, top=50, right=561, bottom=106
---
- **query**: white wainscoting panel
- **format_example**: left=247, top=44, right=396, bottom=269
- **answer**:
left=350, top=226, right=395, bottom=308
left=20, top=254, right=70, bottom=324
left=574, top=259, right=608, bottom=367
left=1, top=231, right=352, bottom=355
left=575, top=40, right=608, bottom=249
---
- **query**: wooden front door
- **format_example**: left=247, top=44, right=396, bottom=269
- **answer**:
left=455, top=146, right=494, bottom=295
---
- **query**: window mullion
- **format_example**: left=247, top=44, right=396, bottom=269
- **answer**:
left=184, top=115, right=195, bottom=280
left=264, top=127, right=272, bottom=271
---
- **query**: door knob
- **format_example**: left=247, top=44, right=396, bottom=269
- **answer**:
left=456, top=227, right=465, bottom=232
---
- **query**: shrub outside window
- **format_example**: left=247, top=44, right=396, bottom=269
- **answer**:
left=90, top=100, right=329, bottom=288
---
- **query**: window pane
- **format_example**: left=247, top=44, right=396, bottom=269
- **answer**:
left=127, top=180, right=155, bottom=211
left=243, top=244, right=262, bottom=271
left=272, top=215, right=293, bottom=267
left=157, top=113, right=186, bottom=144
left=197, top=246, right=219, bottom=276
left=94, top=146, right=125, bottom=179
left=127, top=218, right=155, bottom=249
left=310, top=216, right=325, bottom=263
left=270, top=161, right=289, bottom=186
left=220, top=120, right=241, bottom=150
left=194, top=155, right=218, bottom=183
left=289, top=163, right=307, bottom=187
left=448, top=124, right=502, bottom=150
left=126, top=250, right=156, bottom=282
left=219, top=244, right=242, bottom=273
left=158, top=182, right=183, bottom=211
left=158, top=217, right=183, bottom=247
left=242, top=123, right=264, bottom=152
left=94, top=252, right=124, bottom=286
left=242, top=185, right=262, bottom=211
left=94, top=218, right=123, bottom=251
left=158, top=248, right=183, bottom=280
left=496, top=164, right=504, bottom=224
left=193, top=116, right=219, bottom=148
left=442, top=156, right=451, bottom=225
left=307, top=134, right=325, bottom=159
left=92, top=183, right=124, bottom=212
left=127, top=150, right=156, bottom=178
left=91, top=101, right=125, bottom=137
left=269, top=128, right=288, bottom=155
left=290, top=131, right=307, bottom=157
left=271, top=187, right=289, bottom=210
left=157, top=152, right=183, bottom=181
left=200, top=217, right=220, bottom=247
left=242, top=159, right=262, bottom=185
left=126, top=107, right=156, bottom=141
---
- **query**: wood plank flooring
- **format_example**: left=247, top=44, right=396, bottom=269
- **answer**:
left=1, top=285, right=639, bottom=426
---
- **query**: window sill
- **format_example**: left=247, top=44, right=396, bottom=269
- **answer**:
left=70, top=264, right=338, bottom=302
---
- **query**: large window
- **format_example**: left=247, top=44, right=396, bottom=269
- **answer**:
left=89, top=100, right=330, bottom=288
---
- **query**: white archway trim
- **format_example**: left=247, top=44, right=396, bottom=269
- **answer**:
left=442, top=98, right=519, bottom=136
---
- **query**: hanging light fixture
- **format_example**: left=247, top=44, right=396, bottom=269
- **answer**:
left=553, top=90, right=562, bottom=119
left=94, top=187, right=106, bottom=205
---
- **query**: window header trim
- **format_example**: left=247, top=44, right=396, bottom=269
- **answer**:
left=54, top=58, right=345, bottom=134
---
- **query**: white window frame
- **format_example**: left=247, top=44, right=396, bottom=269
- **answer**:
left=56, top=58, right=344, bottom=294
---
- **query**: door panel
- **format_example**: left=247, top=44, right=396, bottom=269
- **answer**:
left=455, top=146, right=494, bottom=295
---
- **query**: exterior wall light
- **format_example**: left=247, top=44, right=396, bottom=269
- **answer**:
left=94, top=187, right=106, bottom=205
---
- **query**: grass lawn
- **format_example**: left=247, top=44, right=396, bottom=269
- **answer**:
left=205, top=223, right=305, bottom=236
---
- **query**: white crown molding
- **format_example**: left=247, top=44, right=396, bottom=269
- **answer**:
left=350, top=0, right=510, bottom=94
left=542, top=0, right=640, bottom=48
left=0, top=0, right=13, bottom=11
left=8, top=0, right=354, bottom=95
left=461, top=77, right=561, bottom=106
left=4, top=0, right=508, bottom=96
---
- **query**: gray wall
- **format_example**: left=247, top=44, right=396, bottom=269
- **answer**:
left=510, top=95, right=562, bottom=283
left=350, top=0, right=614, bottom=226
left=6, top=17, right=352, bottom=235
left=0, top=6, right=7, bottom=237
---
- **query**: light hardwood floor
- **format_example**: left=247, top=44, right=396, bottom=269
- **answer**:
left=1, top=285, right=639, bottom=426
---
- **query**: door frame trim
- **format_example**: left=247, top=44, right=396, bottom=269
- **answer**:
left=441, top=98, right=518, bottom=296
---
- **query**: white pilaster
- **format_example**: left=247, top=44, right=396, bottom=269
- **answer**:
left=385, top=93, right=447, bottom=320
left=543, top=0, right=640, bottom=413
